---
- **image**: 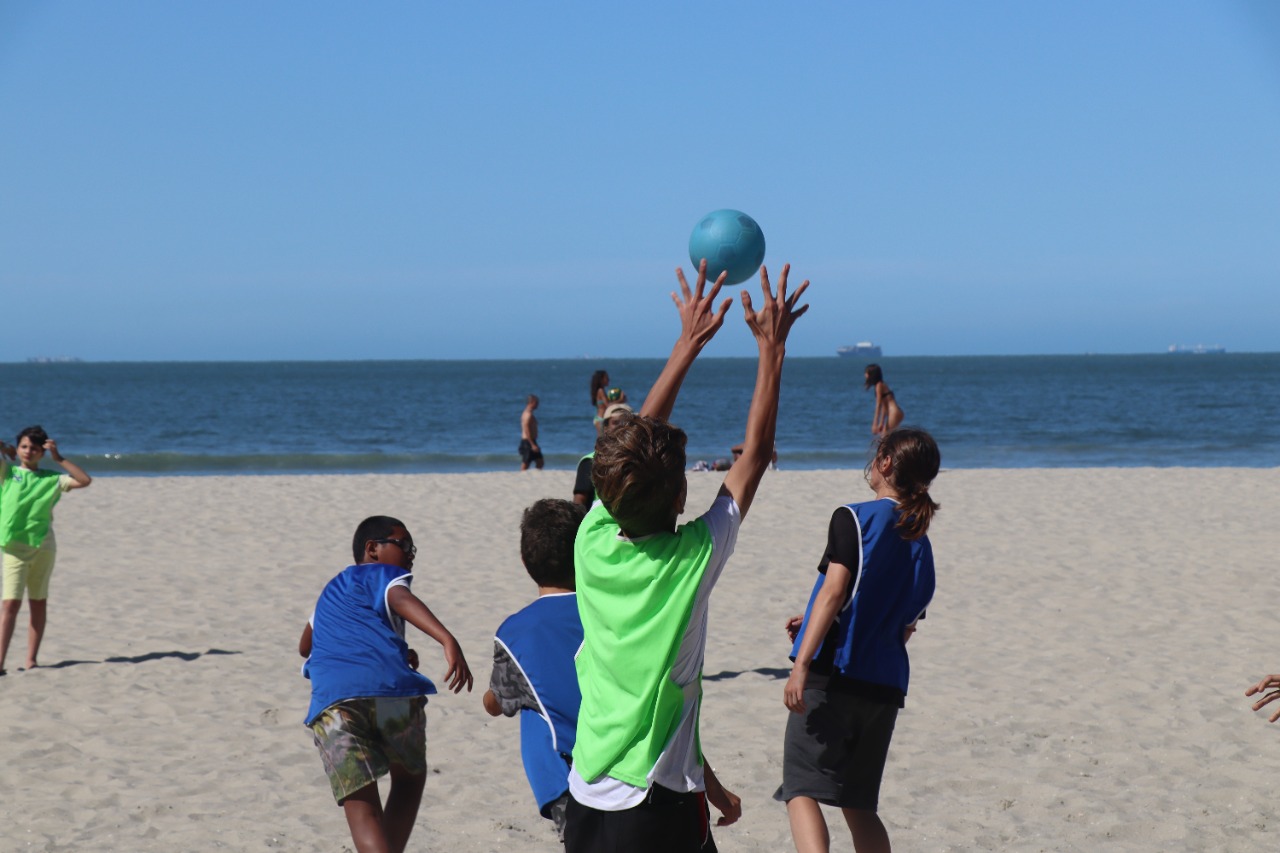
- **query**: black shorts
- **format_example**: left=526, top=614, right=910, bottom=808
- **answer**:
left=774, top=673, right=899, bottom=811
left=565, top=785, right=716, bottom=853
left=518, top=439, right=543, bottom=465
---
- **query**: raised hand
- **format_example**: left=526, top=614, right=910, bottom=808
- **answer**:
left=741, top=263, right=809, bottom=348
left=672, top=258, right=732, bottom=353
left=642, top=260, right=734, bottom=422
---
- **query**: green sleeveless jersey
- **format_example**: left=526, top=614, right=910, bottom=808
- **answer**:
left=0, top=463, right=64, bottom=548
left=571, top=502, right=715, bottom=787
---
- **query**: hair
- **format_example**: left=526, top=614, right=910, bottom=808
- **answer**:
left=352, top=515, right=407, bottom=563
left=591, top=413, right=687, bottom=536
left=520, top=498, right=587, bottom=588
left=526, top=394, right=539, bottom=406
left=16, top=425, right=49, bottom=448
left=590, top=370, right=608, bottom=404
left=863, top=364, right=883, bottom=390
left=869, top=427, right=940, bottom=541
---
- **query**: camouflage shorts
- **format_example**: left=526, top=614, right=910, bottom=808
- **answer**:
left=309, top=696, right=427, bottom=804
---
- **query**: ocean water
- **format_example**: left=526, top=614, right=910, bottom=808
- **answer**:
left=0, top=354, right=1275, bottom=475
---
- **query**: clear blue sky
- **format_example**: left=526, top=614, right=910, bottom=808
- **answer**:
left=2, top=1, right=1277, bottom=360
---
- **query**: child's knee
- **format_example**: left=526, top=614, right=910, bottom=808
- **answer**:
left=388, top=763, right=426, bottom=789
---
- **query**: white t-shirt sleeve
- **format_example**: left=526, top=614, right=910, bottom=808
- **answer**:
left=384, top=573, right=412, bottom=637
left=696, top=494, right=741, bottom=592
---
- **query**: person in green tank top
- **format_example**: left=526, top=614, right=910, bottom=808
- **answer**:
left=0, top=426, right=92, bottom=675
left=565, top=259, right=810, bottom=853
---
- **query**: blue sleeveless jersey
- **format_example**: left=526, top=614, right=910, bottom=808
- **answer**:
left=790, top=499, right=935, bottom=695
left=495, top=593, right=583, bottom=813
left=303, top=563, right=437, bottom=724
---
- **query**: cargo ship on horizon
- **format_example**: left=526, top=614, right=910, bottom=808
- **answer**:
left=837, top=342, right=882, bottom=358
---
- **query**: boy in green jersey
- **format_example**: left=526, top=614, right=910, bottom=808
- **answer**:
left=565, top=260, right=809, bottom=853
left=0, top=426, right=92, bottom=674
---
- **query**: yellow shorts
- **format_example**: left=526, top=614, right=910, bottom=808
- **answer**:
left=2, top=542, right=57, bottom=600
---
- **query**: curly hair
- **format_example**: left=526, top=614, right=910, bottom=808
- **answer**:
left=591, top=413, right=687, bottom=536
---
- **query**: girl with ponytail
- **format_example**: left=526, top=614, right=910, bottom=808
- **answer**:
left=776, top=427, right=940, bottom=853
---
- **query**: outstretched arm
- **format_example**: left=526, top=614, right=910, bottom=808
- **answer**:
left=718, top=264, right=808, bottom=519
left=388, top=585, right=474, bottom=694
left=639, top=260, right=732, bottom=422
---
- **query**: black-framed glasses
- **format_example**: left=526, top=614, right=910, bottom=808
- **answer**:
left=375, top=537, right=417, bottom=558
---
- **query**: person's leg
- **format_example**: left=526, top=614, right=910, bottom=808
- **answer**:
left=842, top=808, right=890, bottom=853
left=566, top=791, right=705, bottom=853
left=381, top=763, right=425, bottom=853
left=786, top=796, right=830, bottom=853
left=376, top=697, right=427, bottom=853
left=0, top=599, right=21, bottom=672
left=341, top=782, right=389, bottom=853
left=25, top=598, right=46, bottom=668
left=887, top=401, right=904, bottom=432
left=23, top=547, right=54, bottom=668
left=0, top=547, right=31, bottom=673
left=311, top=699, right=391, bottom=853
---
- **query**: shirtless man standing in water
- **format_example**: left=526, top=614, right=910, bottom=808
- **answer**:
left=520, top=395, right=544, bottom=471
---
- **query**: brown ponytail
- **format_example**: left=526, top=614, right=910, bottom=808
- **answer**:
left=874, top=427, right=940, bottom=540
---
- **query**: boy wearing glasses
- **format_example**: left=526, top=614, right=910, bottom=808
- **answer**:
left=299, top=515, right=473, bottom=853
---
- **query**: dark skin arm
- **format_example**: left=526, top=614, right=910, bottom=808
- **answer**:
left=387, top=585, right=473, bottom=693
left=1246, top=674, right=1280, bottom=722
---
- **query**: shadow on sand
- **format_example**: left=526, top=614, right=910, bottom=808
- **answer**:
left=35, top=648, right=242, bottom=669
left=703, top=666, right=790, bottom=682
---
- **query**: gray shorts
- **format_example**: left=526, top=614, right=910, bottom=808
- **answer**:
left=774, top=673, right=899, bottom=811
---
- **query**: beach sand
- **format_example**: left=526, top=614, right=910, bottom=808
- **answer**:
left=1, top=467, right=1277, bottom=852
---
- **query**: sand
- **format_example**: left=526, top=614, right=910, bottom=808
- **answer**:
left=1, top=467, right=1277, bottom=852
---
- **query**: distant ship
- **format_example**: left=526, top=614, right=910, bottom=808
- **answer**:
left=837, top=342, right=882, bottom=358
left=1167, top=344, right=1225, bottom=355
